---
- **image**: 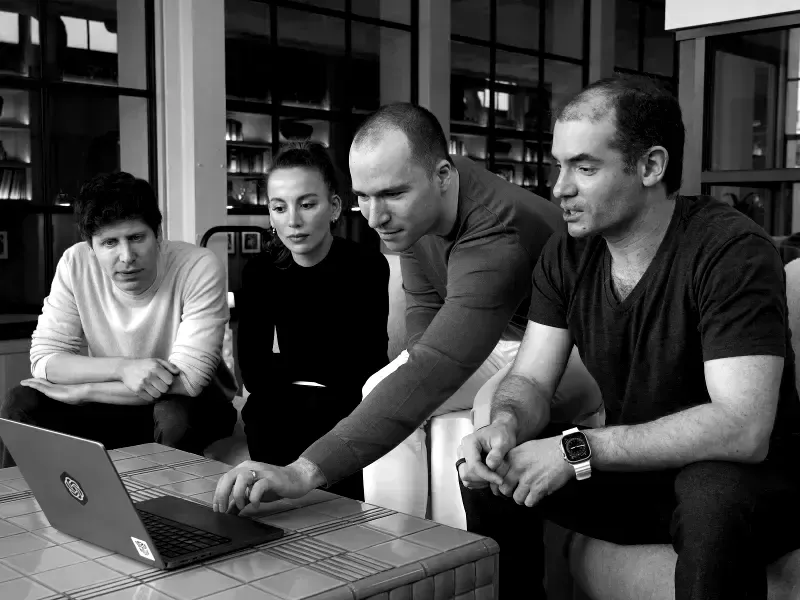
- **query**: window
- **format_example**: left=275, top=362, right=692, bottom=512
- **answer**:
left=703, top=25, right=800, bottom=238
left=224, top=0, right=417, bottom=289
left=0, top=0, right=156, bottom=316
left=450, top=0, right=587, bottom=199
left=614, top=0, right=677, bottom=93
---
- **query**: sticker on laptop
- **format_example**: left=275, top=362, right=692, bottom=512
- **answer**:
left=131, top=537, right=155, bottom=560
left=60, top=472, right=88, bottom=505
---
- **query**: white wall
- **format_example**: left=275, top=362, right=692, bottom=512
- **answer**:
left=665, top=0, right=799, bottom=31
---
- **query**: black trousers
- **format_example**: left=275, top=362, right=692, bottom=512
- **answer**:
left=459, top=422, right=800, bottom=600
left=242, top=384, right=364, bottom=501
left=0, top=384, right=237, bottom=468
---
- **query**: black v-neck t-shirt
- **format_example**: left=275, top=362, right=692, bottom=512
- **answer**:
left=529, top=195, right=800, bottom=451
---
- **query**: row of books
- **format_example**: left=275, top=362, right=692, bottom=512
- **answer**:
left=0, top=168, right=27, bottom=200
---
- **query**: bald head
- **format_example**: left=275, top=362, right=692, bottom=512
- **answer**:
left=352, top=103, right=452, bottom=175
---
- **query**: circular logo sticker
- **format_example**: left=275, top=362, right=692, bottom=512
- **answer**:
left=60, top=472, right=88, bottom=505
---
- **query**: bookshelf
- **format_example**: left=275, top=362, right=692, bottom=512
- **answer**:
left=0, top=89, right=32, bottom=202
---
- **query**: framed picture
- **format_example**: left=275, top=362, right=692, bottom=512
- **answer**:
left=0, top=231, right=7, bottom=259
left=227, top=232, right=236, bottom=254
left=241, top=231, right=261, bottom=254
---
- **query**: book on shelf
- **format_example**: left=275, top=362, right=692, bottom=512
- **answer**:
left=0, top=168, right=27, bottom=200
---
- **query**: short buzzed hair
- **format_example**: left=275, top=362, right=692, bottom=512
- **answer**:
left=352, top=103, right=453, bottom=174
left=557, top=75, right=685, bottom=195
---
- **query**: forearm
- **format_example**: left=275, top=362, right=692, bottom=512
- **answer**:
left=82, top=378, right=192, bottom=405
left=586, top=402, right=767, bottom=471
left=44, top=354, right=125, bottom=384
left=490, top=373, right=551, bottom=442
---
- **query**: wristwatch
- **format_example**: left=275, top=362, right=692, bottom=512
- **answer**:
left=560, top=427, right=592, bottom=480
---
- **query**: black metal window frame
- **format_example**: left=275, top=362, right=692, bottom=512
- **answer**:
left=612, top=0, right=678, bottom=88
left=449, top=0, right=591, bottom=199
left=225, top=0, right=419, bottom=216
left=0, top=0, right=158, bottom=308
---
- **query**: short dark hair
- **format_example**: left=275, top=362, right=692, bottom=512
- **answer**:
left=352, top=102, right=453, bottom=174
left=74, top=172, right=162, bottom=244
left=556, top=75, right=685, bottom=195
left=265, top=141, right=340, bottom=267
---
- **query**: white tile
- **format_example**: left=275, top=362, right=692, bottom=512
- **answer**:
left=2, top=545, right=86, bottom=574
left=148, top=566, right=240, bottom=600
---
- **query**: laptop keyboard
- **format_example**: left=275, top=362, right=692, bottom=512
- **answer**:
left=137, top=509, right=231, bottom=559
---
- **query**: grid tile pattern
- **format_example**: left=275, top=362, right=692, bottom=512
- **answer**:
left=0, top=444, right=499, bottom=599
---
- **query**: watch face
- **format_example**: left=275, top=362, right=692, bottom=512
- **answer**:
left=562, top=432, right=591, bottom=462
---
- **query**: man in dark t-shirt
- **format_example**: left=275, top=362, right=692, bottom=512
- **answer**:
left=457, top=76, right=800, bottom=599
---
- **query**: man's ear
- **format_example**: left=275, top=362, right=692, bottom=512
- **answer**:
left=641, top=146, right=668, bottom=189
left=434, top=159, right=454, bottom=192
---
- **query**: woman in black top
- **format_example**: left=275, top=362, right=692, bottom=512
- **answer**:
left=237, top=142, right=389, bottom=500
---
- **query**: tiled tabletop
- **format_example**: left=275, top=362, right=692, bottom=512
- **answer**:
left=0, top=444, right=498, bottom=600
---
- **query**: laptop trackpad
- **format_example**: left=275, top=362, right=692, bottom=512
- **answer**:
left=136, top=495, right=282, bottom=542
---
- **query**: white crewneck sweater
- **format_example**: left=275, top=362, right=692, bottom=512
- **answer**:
left=30, top=240, right=236, bottom=400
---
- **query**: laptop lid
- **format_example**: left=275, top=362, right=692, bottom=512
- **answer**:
left=0, top=418, right=166, bottom=568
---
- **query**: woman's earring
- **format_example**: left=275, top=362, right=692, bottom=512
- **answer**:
left=271, top=227, right=276, bottom=236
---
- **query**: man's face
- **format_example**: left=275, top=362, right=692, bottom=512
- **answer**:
left=90, top=219, right=159, bottom=295
left=551, top=112, right=643, bottom=239
left=350, top=129, right=442, bottom=252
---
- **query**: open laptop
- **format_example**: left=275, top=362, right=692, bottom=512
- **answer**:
left=0, top=419, right=284, bottom=570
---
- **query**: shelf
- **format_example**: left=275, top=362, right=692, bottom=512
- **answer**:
left=227, top=141, right=271, bottom=149
left=0, top=160, right=30, bottom=169
left=227, top=173, right=267, bottom=180
left=227, top=205, right=271, bottom=216
left=0, top=121, right=29, bottom=131
left=494, top=158, right=537, bottom=166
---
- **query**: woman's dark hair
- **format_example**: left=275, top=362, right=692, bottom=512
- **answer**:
left=556, top=74, right=685, bottom=195
left=74, top=172, right=162, bottom=244
left=265, top=141, right=340, bottom=266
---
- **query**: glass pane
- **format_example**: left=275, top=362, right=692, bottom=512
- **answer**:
left=451, top=41, right=490, bottom=128
left=226, top=112, right=271, bottom=209
left=225, top=0, right=270, bottom=102
left=277, top=9, right=345, bottom=110
left=352, top=0, right=411, bottom=25
left=0, top=0, right=39, bottom=77
left=708, top=29, right=794, bottom=171
left=544, top=60, right=583, bottom=132
left=643, top=3, right=674, bottom=76
left=709, top=184, right=797, bottom=237
left=351, top=23, right=412, bottom=112
left=545, top=0, right=583, bottom=59
left=451, top=0, right=490, bottom=41
left=493, top=137, right=535, bottom=188
left=48, top=0, right=148, bottom=89
left=449, top=133, right=487, bottom=165
left=615, top=0, right=640, bottom=70
left=0, top=211, right=46, bottom=312
left=49, top=91, right=150, bottom=204
left=497, top=0, right=539, bottom=51
left=0, top=88, right=37, bottom=202
left=495, top=50, right=541, bottom=132
left=52, top=212, right=81, bottom=269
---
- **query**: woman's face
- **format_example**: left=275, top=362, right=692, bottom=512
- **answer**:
left=267, top=166, right=341, bottom=266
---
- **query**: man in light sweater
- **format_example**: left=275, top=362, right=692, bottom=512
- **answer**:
left=0, top=172, right=238, bottom=467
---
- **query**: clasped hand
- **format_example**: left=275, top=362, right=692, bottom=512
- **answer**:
left=458, top=423, right=573, bottom=507
left=118, top=358, right=181, bottom=402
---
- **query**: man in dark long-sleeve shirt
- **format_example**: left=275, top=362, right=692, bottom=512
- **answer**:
left=213, top=104, right=602, bottom=513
